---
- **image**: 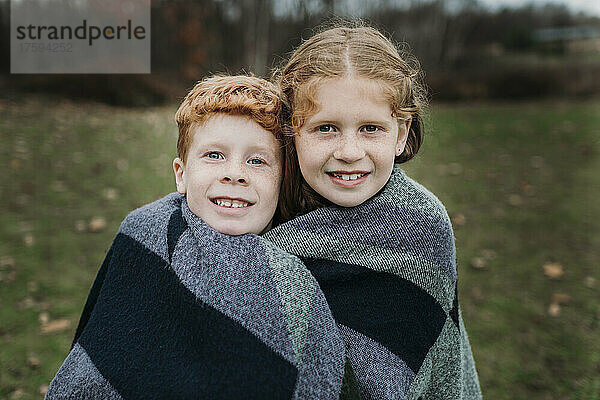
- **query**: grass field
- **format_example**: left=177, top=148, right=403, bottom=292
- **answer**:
left=1, top=95, right=599, bottom=399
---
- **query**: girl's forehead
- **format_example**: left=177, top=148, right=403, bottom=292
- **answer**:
left=300, top=75, right=391, bottom=103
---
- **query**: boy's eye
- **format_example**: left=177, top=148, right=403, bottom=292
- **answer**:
left=248, top=158, right=264, bottom=165
left=205, top=152, right=223, bottom=160
left=361, top=125, right=380, bottom=133
left=318, top=124, right=335, bottom=133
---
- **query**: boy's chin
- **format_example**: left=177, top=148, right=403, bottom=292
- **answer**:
left=208, top=220, right=271, bottom=236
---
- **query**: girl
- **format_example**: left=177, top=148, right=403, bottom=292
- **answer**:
left=265, top=24, right=482, bottom=399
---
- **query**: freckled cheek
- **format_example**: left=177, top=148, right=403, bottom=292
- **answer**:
left=298, top=146, right=331, bottom=173
left=254, top=172, right=281, bottom=200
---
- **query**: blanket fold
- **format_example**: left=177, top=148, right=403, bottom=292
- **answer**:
left=46, top=194, right=348, bottom=400
left=264, top=166, right=482, bottom=400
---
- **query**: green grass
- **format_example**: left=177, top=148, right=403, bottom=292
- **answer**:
left=1, top=95, right=599, bottom=399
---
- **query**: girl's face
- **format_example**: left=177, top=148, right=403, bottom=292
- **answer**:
left=295, top=77, right=409, bottom=207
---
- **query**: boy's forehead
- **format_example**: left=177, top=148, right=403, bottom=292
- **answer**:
left=190, top=114, right=282, bottom=152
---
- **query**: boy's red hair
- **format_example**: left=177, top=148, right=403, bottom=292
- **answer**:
left=175, top=75, right=284, bottom=163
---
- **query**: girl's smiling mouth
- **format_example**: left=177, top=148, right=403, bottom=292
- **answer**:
left=326, top=171, right=370, bottom=187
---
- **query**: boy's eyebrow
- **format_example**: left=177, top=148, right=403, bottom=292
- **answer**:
left=196, top=141, right=280, bottom=156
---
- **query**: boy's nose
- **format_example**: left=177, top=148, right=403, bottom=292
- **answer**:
left=220, top=165, right=248, bottom=185
left=221, top=175, right=247, bottom=184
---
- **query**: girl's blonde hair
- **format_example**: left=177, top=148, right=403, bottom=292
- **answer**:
left=274, top=22, right=428, bottom=220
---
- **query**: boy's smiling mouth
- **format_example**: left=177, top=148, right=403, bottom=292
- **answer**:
left=210, top=197, right=254, bottom=209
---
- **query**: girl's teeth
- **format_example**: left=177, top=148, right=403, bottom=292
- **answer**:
left=333, top=173, right=366, bottom=181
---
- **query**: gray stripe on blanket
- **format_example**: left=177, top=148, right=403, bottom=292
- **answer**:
left=45, top=343, right=122, bottom=400
left=172, top=225, right=296, bottom=364
left=283, top=204, right=456, bottom=280
left=339, top=325, right=415, bottom=400
left=118, top=192, right=181, bottom=264
left=377, top=166, right=450, bottom=221
left=264, top=230, right=455, bottom=312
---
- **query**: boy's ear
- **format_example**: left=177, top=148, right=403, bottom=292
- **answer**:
left=396, top=119, right=411, bottom=157
left=173, top=157, right=186, bottom=194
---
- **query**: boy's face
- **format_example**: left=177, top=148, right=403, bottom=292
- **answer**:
left=173, top=114, right=282, bottom=235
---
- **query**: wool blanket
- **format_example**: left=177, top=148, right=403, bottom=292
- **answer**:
left=264, top=166, right=483, bottom=400
left=45, top=194, right=358, bottom=399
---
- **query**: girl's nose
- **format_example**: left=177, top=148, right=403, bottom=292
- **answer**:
left=333, top=135, right=366, bottom=163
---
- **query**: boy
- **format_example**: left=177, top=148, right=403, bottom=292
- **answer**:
left=45, top=75, right=348, bottom=399
left=172, top=75, right=284, bottom=236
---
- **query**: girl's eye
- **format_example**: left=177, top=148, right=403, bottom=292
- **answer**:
left=318, top=124, right=335, bottom=133
left=361, top=125, right=380, bottom=133
left=205, top=152, right=223, bottom=160
left=248, top=158, right=264, bottom=165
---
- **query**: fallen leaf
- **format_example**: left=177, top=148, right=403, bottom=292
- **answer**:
left=27, top=355, right=41, bottom=369
left=74, top=220, right=87, bottom=232
left=584, top=276, right=596, bottom=289
left=10, top=159, right=21, bottom=169
left=19, top=297, right=35, bottom=310
left=39, top=385, right=49, bottom=397
left=470, top=257, right=486, bottom=270
left=451, top=213, right=466, bottom=226
left=23, top=233, right=35, bottom=247
left=551, top=293, right=571, bottom=304
left=41, top=319, right=71, bottom=334
left=10, top=389, right=24, bottom=399
left=103, top=187, right=118, bottom=201
left=39, top=312, right=49, bottom=325
left=116, top=159, right=128, bottom=171
left=88, top=217, right=107, bottom=233
left=0, top=256, right=16, bottom=269
left=548, top=303, right=561, bottom=317
left=543, top=262, right=564, bottom=279
left=507, top=194, right=523, bottom=206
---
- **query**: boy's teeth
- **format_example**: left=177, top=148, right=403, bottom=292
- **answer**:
left=215, top=199, right=250, bottom=208
left=333, top=173, right=366, bottom=181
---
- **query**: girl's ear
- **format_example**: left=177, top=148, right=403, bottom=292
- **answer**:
left=396, top=119, right=411, bottom=157
left=173, top=158, right=187, bottom=194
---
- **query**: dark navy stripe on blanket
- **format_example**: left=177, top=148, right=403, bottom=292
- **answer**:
left=78, top=233, right=297, bottom=400
left=302, top=258, right=447, bottom=373
left=167, top=207, right=187, bottom=264
left=72, top=244, right=113, bottom=348
left=450, top=284, right=460, bottom=330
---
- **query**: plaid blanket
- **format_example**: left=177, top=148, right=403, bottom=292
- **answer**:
left=264, top=166, right=482, bottom=400
left=45, top=194, right=356, bottom=399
